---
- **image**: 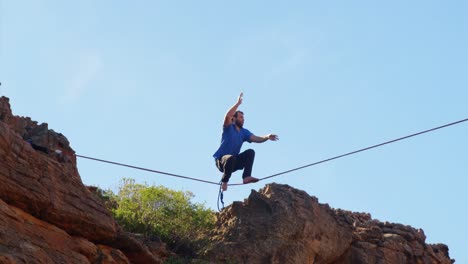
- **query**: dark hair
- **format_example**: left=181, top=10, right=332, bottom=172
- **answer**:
left=233, top=111, right=244, bottom=118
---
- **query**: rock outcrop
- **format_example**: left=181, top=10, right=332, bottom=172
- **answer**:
left=205, top=184, right=454, bottom=264
left=0, top=96, right=169, bottom=263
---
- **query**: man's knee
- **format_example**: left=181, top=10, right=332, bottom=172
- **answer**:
left=223, top=155, right=237, bottom=170
left=225, top=155, right=237, bottom=163
left=245, top=149, right=255, bottom=158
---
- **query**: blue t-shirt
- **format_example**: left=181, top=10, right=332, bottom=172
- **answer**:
left=213, top=124, right=253, bottom=160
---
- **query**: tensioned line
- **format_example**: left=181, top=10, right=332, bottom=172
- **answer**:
left=75, top=154, right=221, bottom=185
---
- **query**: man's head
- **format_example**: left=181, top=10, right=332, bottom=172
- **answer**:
left=232, top=110, right=244, bottom=128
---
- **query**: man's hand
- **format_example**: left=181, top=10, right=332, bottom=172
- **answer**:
left=267, top=134, right=279, bottom=141
left=237, top=92, right=243, bottom=105
left=224, top=92, right=244, bottom=127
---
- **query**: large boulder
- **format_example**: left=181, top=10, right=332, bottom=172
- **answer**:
left=206, top=183, right=353, bottom=263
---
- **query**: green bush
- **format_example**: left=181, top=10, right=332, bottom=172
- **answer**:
left=102, top=178, right=215, bottom=255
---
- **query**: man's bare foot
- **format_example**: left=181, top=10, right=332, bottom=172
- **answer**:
left=221, top=182, right=228, bottom=191
left=243, top=176, right=259, bottom=184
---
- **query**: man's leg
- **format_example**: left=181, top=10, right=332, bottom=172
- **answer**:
left=236, top=149, right=258, bottom=184
left=216, top=155, right=238, bottom=191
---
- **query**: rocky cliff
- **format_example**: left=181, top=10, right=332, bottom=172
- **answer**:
left=0, top=97, right=169, bottom=263
left=0, top=96, right=454, bottom=263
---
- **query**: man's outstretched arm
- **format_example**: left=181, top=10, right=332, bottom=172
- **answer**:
left=250, top=134, right=279, bottom=143
left=223, top=92, right=243, bottom=127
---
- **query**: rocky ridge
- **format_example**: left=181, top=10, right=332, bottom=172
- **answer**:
left=204, top=184, right=453, bottom=263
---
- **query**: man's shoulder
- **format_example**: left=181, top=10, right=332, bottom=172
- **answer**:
left=241, top=127, right=252, bottom=135
left=223, top=123, right=235, bottom=130
left=221, top=124, right=236, bottom=135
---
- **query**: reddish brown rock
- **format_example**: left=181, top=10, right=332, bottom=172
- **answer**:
left=205, top=183, right=454, bottom=264
left=333, top=212, right=454, bottom=264
left=0, top=97, right=75, bottom=163
left=0, top=198, right=129, bottom=264
left=0, top=116, right=117, bottom=242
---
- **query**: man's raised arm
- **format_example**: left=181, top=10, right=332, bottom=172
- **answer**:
left=223, top=92, right=243, bottom=127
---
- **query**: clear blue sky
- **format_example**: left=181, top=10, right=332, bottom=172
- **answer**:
left=1, top=1, right=467, bottom=262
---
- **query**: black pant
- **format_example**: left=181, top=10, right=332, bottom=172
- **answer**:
left=216, top=149, right=255, bottom=183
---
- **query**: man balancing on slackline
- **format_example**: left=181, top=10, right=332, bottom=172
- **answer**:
left=213, top=92, right=279, bottom=191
